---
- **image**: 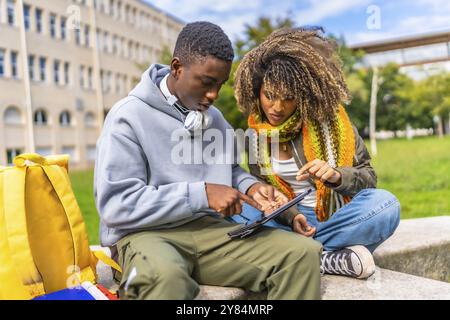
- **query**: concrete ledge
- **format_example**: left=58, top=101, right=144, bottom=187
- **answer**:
left=373, top=216, right=450, bottom=282
left=196, top=268, right=450, bottom=300
left=321, top=268, right=450, bottom=300
left=92, top=216, right=450, bottom=300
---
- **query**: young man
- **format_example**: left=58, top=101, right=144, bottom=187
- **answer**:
left=94, top=22, right=322, bottom=300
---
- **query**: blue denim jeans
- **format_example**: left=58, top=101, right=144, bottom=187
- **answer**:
left=229, top=189, right=401, bottom=253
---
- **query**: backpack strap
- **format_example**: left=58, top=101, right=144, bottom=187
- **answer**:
left=41, top=163, right=97, bottom=285
left=92, top=250, right=122, bottom=273
left=0, top=173, right=31, bottom=299
left=2, top=167, right=46, bottom=297
left=13, top=153, right=97, bottom=290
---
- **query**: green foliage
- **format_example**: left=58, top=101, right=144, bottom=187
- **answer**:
left=234, top=16, right=295, bottom=60
left=409, top=72, right=450, bottom=122
left=215, top=61, right=248, bottom=129
left=160, top=45, right=173, bottom=65
left=375, top=63, right=416, bottom=132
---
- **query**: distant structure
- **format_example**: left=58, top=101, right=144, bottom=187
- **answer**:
left=351, top=30, right=450, bottom=138
left=0, top=0, right=184, bottom=168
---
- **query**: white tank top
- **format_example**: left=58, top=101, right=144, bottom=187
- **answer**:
left=271, top=157, right=317, bottom=208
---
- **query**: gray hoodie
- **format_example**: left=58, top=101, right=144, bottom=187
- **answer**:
left=94, top=64, right=258, bottom=246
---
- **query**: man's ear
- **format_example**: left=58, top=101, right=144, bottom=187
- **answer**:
left=170, top=57, right=183, bottom=79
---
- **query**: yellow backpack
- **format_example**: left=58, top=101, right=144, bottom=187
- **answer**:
left=0, top=153, right=120, bottom=300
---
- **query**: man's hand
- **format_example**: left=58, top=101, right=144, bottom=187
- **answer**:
left=205, top=183, right=262, bottom=217
left=296, top=159, right=341, bottom=184
left=246, top=183, right=288, bottom=215
left=292, top=214, right=316, bottom=237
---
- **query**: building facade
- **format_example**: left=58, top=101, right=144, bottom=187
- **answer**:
left=0, top=0, right=184, bottom=168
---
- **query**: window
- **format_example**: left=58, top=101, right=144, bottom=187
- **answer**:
left=123, top=75, right=128, bottom=93
left=79, top=65, right=84, bottom=88
left=28, top=55, right=34, bottom=80
left=84, top=25, right=90, bottom=47
left=34, top=109, right=48, bottom=125
left=115, top=73, right=120, bottom=93
left=4, top=106, right=22, bottom=124
left=109, top=0, right=114, bottom=16
left=112, top=35, right=117, bottom=54
left=129, top=40, right=134, bottom=59
left=35, top=8, right=42, bottom=33
left=23, top=5, right=30, bottom=30
left=95, top=29, right=100, bottom=48
left=64, top=62, right=70, bottom=85
left=60, top=17, right=66, bottom=40
left=125, top=5, right=129, bottom=23
left=75, top=28, right=81, bottom=45
left=100, top=70, right=104, bottom=91
left=53, top=60, right=60, bottom=84
left=84, top=112, right=96, bottom=127
left=135, top=43, right=140, bottom=62
left=11, top=51, right=18, bottom=78
left=39, top=57, right=46, bottom=81
left=0, top=49, right=4, bottom=77
left=59, top=111, right=71, bottom=126
left=87, top=145, right=96, bottom=161
left=7, top=149, right=22, bottom=165
left=106, top=71, right=111, bottom=92
left=7, top=0, right=15, bottom=26
left=50, top=14, right=56, bottom=38
left=117, top=1, right=122, bottom=20
left=103, top=31, right=109, bottom=52
left=131, top=8, right=136, bottom=26
left=88, top=66, right=93, bottom=89
left=35, top=147, right=52, bottom=156
left=61, top=146, right=77, bottom=162
left=99, top=0, right=105, bottom=13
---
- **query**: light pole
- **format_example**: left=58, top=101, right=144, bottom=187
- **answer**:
left=369, top=67, right=379, bottom=156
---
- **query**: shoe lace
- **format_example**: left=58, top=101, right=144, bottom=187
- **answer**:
left=320, top=251, right=355, bottom=276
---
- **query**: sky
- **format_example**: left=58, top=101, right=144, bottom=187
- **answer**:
left=145, top=0, right=450, bottom=46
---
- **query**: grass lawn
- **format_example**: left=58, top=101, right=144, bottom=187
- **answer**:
left=69, top=170, right=99, bottom=244
left=70, top=135, right=450, bottom=244
left=369, top=135, right=450, bottom=219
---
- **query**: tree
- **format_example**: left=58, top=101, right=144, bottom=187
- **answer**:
left=407, top=72, right=450, bottom=134
left=332, top=35, right=370, bottom=136
left=234, top=16, right=295, bottom=60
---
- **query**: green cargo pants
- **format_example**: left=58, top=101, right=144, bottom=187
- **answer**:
left=116, top=215, right=322, bottom=300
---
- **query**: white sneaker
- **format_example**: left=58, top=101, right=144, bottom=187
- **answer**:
left=320, top=245, right=376, bottom=279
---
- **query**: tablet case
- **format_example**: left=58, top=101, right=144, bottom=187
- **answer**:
left=228, top=188, right=313, bottom=239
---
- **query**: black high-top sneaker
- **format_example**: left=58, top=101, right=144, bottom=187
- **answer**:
left=320, top=245, right=376, bottom=279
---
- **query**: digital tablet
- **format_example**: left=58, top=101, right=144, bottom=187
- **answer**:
left=227, top=188, right=313, bottom=239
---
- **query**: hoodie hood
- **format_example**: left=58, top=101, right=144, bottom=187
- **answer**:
left=128, top=64, right=182, bottom=121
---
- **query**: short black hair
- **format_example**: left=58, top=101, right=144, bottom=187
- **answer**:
left=173, top=21, right=234, bottom=64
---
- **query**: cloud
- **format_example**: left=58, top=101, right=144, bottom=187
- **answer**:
left=147, top=0, right=295, bottom=40
left=347, top=13, right=450, bottom=45
left=295, top=0, right=370, bottom=25
left=146, top=0, right=450, bottom=46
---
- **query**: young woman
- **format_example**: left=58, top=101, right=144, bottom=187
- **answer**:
left=231, top=27, right=401, bottom=279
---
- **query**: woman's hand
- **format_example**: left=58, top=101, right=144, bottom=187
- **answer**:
left=296, top=159, right=342, bottom=184
left=247, top=183, right=288, bottom=215
left=292, top=214, right=316, bottom=237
